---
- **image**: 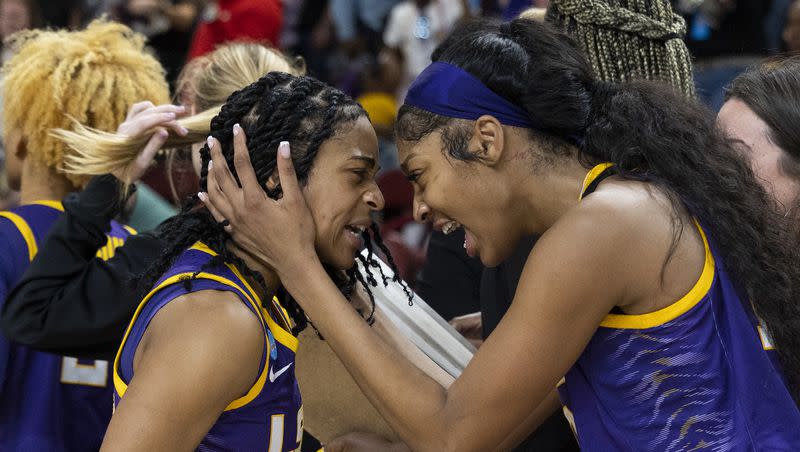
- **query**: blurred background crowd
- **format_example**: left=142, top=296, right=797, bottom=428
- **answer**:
left=0, top=0, right=797, bottom=334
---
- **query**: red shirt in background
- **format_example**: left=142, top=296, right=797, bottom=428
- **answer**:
left=188, top=0, right=283, bottom=59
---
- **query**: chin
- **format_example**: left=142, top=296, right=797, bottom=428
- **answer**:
left=478, top=243, right=516, bottom=268
left=319, top=250, right=358, bottom=271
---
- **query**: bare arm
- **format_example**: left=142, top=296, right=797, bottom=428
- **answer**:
left=200, top=136, right=640, bottom=451
left=101, top=290, right=263, bottom=451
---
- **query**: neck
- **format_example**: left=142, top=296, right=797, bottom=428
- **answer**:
left=227, top=241, right=281, bottom=301
left=18, top=160, right=76, bottom=204
left=513, top=155, right=589, bottom=235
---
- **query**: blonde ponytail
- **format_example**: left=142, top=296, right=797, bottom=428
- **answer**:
left=53, top=42, right=304, bottom=181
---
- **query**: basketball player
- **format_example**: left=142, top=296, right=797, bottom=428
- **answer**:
left=102, top=72, right=427, bottom=450
left=204, top=18, right=800, bottom=450
left=0, top=20, right=169, bottom=450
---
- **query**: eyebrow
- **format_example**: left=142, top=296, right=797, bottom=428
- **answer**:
left=400, top=153, right=415, bottom=173
left=349, top=155, right=377, bottom=168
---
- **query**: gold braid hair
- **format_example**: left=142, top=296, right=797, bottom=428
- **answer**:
left=548, top=0, right=695, bottom=97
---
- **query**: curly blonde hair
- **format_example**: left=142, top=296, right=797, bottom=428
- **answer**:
left=2, top=19, right=170, bottom=186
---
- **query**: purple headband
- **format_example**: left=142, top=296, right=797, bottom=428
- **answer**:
left=403, top=62, right=539, bottom=129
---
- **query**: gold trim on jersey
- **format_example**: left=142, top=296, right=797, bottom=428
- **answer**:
left=190, top=242, right=299, bottom=352
left=113, top=246, right=281, bottom=412
left=578, top=165, right=717, bottom=329
left=0, top=201, right=66, bottom=260
left=579, top=163, right=615, bottom=200
left=0, top=211, right=38, bottom=260
left=599, top=222, right=715, bottom=329
left=2, top=201, right=134, bottom=262
left=29, top=200, right=64, bottom=211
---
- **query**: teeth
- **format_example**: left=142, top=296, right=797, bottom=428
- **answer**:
left=348, top=225, right=366, bottom=233
left=442, top=221, right=460, bottom=235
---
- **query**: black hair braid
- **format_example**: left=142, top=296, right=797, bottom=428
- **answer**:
left=369, top=222, right=414, bottom=305
left=347, top=265, right=376, bottom=325
left=139, top=72, right=415, bottom=337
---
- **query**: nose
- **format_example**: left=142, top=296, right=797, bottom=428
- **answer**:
left=365, top=186, right=385, bottom=211
left=413, top=196, right=431, bottom=223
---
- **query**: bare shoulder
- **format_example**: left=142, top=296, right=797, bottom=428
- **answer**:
left=135, top=287, right=265, bottom=398
left=536, top=178, right=705, bottom=311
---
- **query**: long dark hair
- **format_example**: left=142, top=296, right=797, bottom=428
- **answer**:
left=396, top=18, right=800, bottom=402
left=141, top=72, right=410, bottom=334
left=725, top=55, right=800, bottom=213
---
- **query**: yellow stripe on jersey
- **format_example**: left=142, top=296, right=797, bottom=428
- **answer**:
left=189, top=242, right=299, bottom=352
left=0, top=211, right=37, bottom=260
left=599, top=222, right=715, bottom=329
left=96, top=235, right=128, bottom=261
left=113, top=270, right=271, bottom=412
left=29, top=200, right=64, bottom=211
left=579, top=163, right=615, bottom=200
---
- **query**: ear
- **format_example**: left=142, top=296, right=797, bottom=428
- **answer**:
left=15, top=135, right=28, bottom=160
left=468, top=115, right=505, bottom=166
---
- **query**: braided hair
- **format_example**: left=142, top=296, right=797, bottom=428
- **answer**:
left=138, top=72, right=411, bottom=334
left=547, top=0, right=695, bottom=97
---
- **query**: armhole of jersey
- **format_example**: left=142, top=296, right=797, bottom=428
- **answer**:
left=113, top=271, right=272, bottom=412
left=0, top=211, right=36, bottom=260
left=600, top=221, right=716, bottom=329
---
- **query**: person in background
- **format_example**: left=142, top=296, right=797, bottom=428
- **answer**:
left=679, top=0, right=770, bottom=110
left=383, top=0, right=468, bottom=100
left=784, top=0, right=800, bottom=53
left=0, top=0, right=41, bottom=210
left=114, top=0, right=200, bottom=86
left=356, top=48, right=402, bottom=172
left=188, top=0, right=282, bottom=59
left=330, top=0, right=401, bottom=57
left=0, top=20, right=170, bottom=450
left=0, top=0, right=40, bottom=63
left=718, top=56, right=800, bottom=224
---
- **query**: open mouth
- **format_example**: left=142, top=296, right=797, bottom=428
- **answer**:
left=441, top=220, right=461, bottom=235
left=345, top=224, right=367, bottom=238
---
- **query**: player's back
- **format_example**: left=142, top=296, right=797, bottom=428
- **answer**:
left=0, top=201, right=133, bottom=451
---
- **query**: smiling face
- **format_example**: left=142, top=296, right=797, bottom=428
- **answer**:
left=718, top=98, right=800, bottom=211
left=397, top=126, right=527, bottom=267
left=301, top=116, right=385, bottom=269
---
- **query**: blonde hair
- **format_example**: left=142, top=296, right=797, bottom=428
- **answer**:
left=519, top=7, right=547, bottom=22
left=57, top=42, right=305, bottom=180
left=2, top=19, right=170, bottom=186
left=547, top=0, right=695, bottom=97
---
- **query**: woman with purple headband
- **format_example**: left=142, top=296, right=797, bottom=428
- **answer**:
left=203, top=18, right=800, bottom=451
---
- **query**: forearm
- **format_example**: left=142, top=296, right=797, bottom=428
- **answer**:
left=0, top=176, right=159, bottom=357
left=284, top=260, right=454, bottom=451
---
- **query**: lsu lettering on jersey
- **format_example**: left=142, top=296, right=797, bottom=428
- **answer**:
left=0, top=200, right=134, bottom=451
left=556, top=165, right=800, bottom=451
left=113, top=242, right=304, bottom=451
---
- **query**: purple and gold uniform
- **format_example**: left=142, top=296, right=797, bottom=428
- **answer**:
left=557, top=165, right=800, bottom=451
left=0, top=201, right=134, bottom=450
left=113, top=242, right=304, bottom=451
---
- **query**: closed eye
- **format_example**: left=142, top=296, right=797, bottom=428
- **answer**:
left=352, top=169, right=369, bottom=183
